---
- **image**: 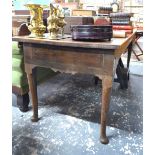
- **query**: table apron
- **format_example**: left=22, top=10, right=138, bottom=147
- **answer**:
left=24, top=43, right=115, bottom=79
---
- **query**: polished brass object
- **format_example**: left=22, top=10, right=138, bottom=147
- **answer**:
left=78, top=3, right=83, bottom=9
left=24, top=4, right=47, bottom=38
left=47, top=4, right=60, bottom=39
left=47, top=4, right=66, bottom=39
left=57, top=8, right=67, bottom=37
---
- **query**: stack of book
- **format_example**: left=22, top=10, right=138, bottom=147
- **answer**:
left=110, top=12, right=133, bottom=38
left=98, top=6, right=113, bottom=15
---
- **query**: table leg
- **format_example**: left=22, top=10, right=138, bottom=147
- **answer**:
left=100, top=75, right=113, bottom=144
left=27, top=72, right=39, bottom=122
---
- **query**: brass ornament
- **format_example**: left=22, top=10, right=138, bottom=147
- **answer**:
left=47, top=3, right=67, bottom=39
left=57, top=7, right=67, bottom=37
left=25, top=4, right=48, bottom=38
left=47, top=4, right=60, bottom=39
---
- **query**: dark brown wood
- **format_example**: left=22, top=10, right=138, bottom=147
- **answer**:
left=12, top=31, right=136, bottom=144
left=94, top=76, right=99, bottom=85
left=16, top=93, right=29, bottom=112
left=12, top=86, right=30, bottom=111
left=116, top=63, right=129, bottom=89
left=127, top=42, right=132, bottom=68
left=12, top=86, right=27, bottom=95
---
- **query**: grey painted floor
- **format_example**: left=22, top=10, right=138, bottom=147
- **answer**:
left=12, top=61, right=143, bottom=155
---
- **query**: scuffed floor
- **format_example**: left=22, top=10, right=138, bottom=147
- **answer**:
left=12, top=69, right=143, bottom=155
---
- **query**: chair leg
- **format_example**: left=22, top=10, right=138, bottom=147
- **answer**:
left=94, top=76, right=99, bottom=85
left=16, top=93, right=30, bottom=112
left=135, top=42, right=143, bottom=54
left=132, top=49, right=141, bottom=61
left=132, top=37, right=143, bottom=61
left=116, top=65, right=129, bottom=89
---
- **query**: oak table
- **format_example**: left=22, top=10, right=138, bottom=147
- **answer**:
left=12, top=32, right=135, bottom=144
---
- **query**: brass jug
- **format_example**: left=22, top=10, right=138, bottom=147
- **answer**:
left=25, top=4, right=47, bottom=38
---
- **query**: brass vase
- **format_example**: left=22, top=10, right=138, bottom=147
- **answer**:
left=24, top=4, right=47, bottom=38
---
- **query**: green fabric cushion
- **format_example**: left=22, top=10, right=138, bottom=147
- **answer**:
left=12, top=41, right=23, bottom=55
left=12, top=54, right=23, bottom=59
left=12, top=71, right=28, bottom=87
left=12, top=56, right=24, bottom=72
left=12, top=67, right=56, bottom=88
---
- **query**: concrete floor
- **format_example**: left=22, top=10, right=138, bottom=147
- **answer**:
left=12, top=59, right=143, bottom=155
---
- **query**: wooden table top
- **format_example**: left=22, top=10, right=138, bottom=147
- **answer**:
left=12, top=32, right=136, bottom=50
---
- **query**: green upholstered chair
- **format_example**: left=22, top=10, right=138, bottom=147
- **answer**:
left=12, top=23, right=56, bottom=112
left=12, top=41, right=29, bottom=112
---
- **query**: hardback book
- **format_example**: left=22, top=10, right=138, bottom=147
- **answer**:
left=113, top=29, right=133, bottom=35
left=111, top=17, right=130, bottom=21
left=110, top=12, right=133, bottom=18
left=113, top=30, right=127, bottom=38
left=94, top=18, right=111, bottom=25
left=98, top=6, right=113, bottom=14
left=112, top=25, right=133, bottom=30
left=112, top=21, right=132, bottom=25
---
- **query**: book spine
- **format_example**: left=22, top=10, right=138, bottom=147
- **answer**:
left=113, top=30, right=127, bottom=38
left=112, top=21, right=132, bottom=25
left=94, top=18, right=111, bottom=25
left=111, top=17, right=130, bottom=21
left=113, top=29, right=133, bottom=34
left=112, top=25, right=133, bottom=30
left=110, top=12, right=132, bottom=18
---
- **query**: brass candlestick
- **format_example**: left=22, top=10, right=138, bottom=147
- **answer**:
left=25, top=4, right=47, bottom=38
